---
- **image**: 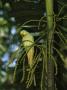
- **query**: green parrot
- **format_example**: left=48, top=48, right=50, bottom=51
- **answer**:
left=20, top=30, right=34, bottom=69
left=20, top=30, right=36, bottom=86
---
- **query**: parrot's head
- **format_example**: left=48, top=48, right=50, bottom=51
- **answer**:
left=20, top=30, right=29, bottom=37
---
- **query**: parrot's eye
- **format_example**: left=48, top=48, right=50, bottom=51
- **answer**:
left=20, top=32, right=26, bottom=37
left=20, top=30, right=28, bottom=37
left=23, top=33, right=26, bottom=35
left=22, top=34, right=26, bottom=37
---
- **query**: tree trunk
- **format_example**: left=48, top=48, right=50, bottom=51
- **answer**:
left=45, top=0, right=54, bottom=90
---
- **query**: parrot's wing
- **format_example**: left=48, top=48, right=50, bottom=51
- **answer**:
left=27, top=47, right=34, bottom=68
left=22, top=34, right=34, bottom=68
